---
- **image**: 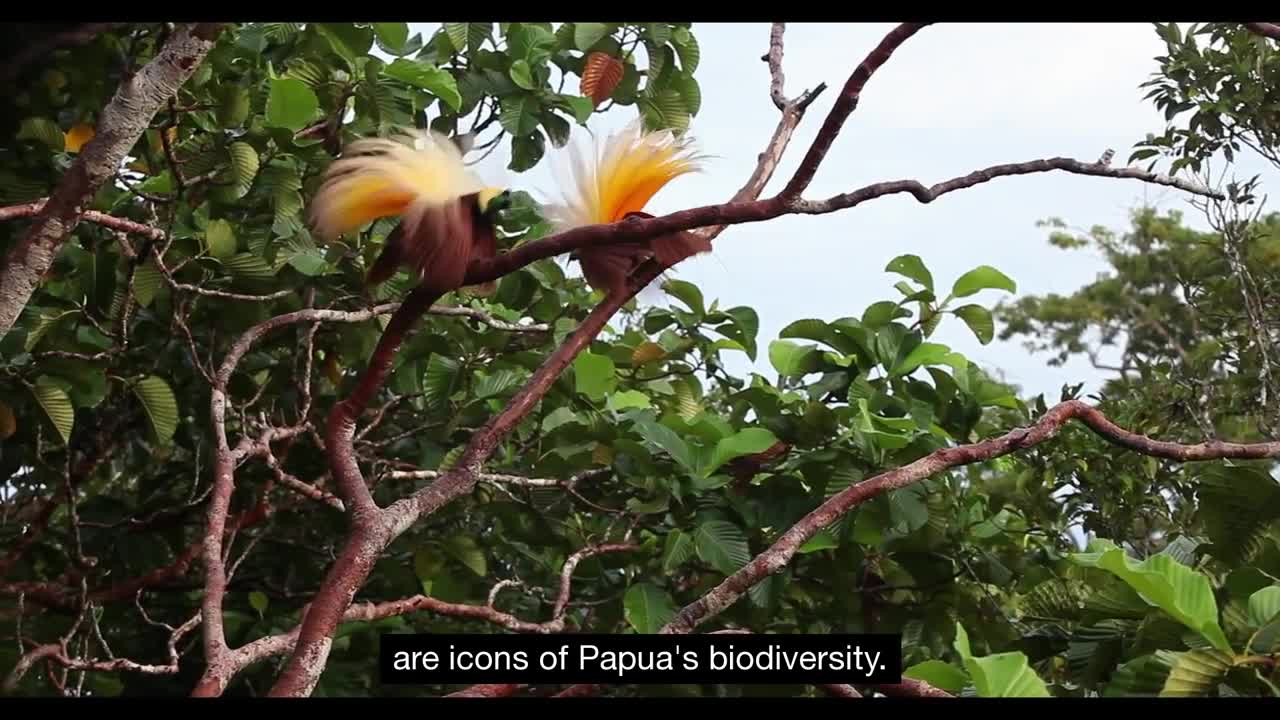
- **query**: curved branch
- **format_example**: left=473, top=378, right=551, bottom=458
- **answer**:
left=780, top=22, right=930, bottom=198
left=659, top=400, right=1279, bottom=635
left=1244, top=22, right=1280, bottom=40
left=464, top=156, right=1224, bottom=288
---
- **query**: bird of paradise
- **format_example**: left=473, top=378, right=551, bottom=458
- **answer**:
left=308, top=128, right=511, bottom=296
left=541, top=118, right=713, bottom=299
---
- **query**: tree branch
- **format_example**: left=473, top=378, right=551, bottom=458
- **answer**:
left=780, top=22, right=930, bottom=199
left=0, top=23, right=223, bottom=340
left=658, top=400, right=1280, bottom=636
left=1244, top=22, right=1280, bottom=40
left=463, top=157, right=1224, bottom=289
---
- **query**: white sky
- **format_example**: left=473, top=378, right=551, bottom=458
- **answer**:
left=407, top=22, right=1280, bottom=401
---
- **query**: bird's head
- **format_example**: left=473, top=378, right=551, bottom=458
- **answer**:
left=477, top=187, right=513, bottom=218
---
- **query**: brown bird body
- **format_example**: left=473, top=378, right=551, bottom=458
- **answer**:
left=543, top=119, right=712, bottom=298
left=308, top=129, right=510, bottom=295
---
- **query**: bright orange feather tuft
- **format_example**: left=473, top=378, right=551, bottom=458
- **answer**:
left=542, top=119, right=711, bottom=298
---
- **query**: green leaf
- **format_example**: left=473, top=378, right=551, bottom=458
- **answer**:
left=265, top=77, right=319, bottom=131
left=17, top=117, right=64, bottom=151
left=633, top=418, right=695, bottom=472
left=574, top=23, right=610, bottom=51
left=32, top=377, right=74, bottom=445
left=315, top=23, right=374, bottom=66
left=573, top=351, right=616, bottom=400
left=624, top=583, right=676, bottom=634
left=249, top=591, right=269, bottom=616
left=952, top=304, right=995, bottom=345
left=885, top=254, right=934, bottom=291
left=382, top=59, right=462, bottom=111
left=372, top=22, right=409, bottom=52
left=1070, top=539, right=1232, bottom=652
left=216, top=85, right=251, bottom=127
left=444, top=535, right=487, bottom=577
left=509, top=131, right=545, bottom=173
left=672, top=31, right=700, bottom=73
left=509, top=59, right=535, bottom=90
left=132, top=260, right=163, bottom=308
left=206, top=219, right=236, bottom=258
left=903, top=660, right=969, bottom=694
left=443, top=23, right=469, bottom=53
left=474, top=369, right=524, bottom=400
left=663, top=279, right=705, bottom=316
left=951, top=265, right=1017, bottom=298
left=673, top=73, right=701, bottom=116
left=895, top=341, right=952, bottom=376
left=768, top=340, right=821, bottom=377
left=224, top=253, right=275, bottom=282
left=133, top=375, right=179, bottom=444
left=662, top=531, right=694, bottom=573
left=953, top=623, right=1051, bottom=697
left=227, top=142, right=260, bottom=198
left=1247, top=586, right=1280, bottom=627
left=1157, top=649, right=1233, bottom=697
left=607, top=390, right=651, bottom=412
left=702, top=427, right=779, bottom=477
left=694, top=520, right=751, bottom=576
left=1104, top=654, right=1172, bottom=697
left=555, top=94, right=595, bottom=124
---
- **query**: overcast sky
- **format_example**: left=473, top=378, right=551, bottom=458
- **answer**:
left=407, top=22, right=1280, bottom=401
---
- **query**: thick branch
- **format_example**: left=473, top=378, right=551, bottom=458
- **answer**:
left=464, top=157, right=1223, bottom=288
left=200, top=303, right=397, bottom=674
left=0, top=23, right=223, bottom=339
left=659, top=400, right=1280, bottom=635
left=1244, top=22, right=1280, bottom=40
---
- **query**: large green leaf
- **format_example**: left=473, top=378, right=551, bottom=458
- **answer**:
left=1071, top=539, right=1231, bottom=652
left=382, top=59, right=461, bottom=111
left=662, top=531, right=694, bottom=573
left=206, top=219, right=236, bottom=258
left=701, top=427, right=779, bottom=477
left=265, top=77, right=319, bottom=131
left=444, top=535, right=487, bottom=577
left=885, top=254, right=934, bottom=291
left=953, top=623, right=1051, bottom=697
left=952, top=304, right=995, bottom=345
left=950, top=265, right=1017, bottom=298
left=632, top=417, right=695, bottom=472
left=1156, top=649, right=1233, bottom=697
left=32, top=376, right=74, bottom=445
left=227, top=142, right=260, bottom=198
left=768, top=340, right=821, bottom=377
left=1247, top=585, right=1280, bottom=627
left=573, top=351, right=616, bottom=400
left=133, top=376, right=179, bottom=444
left=574, top=22, right=610, bottom=51
left=694, top=520, right=751, bottom=576
left=624, top=583, right=676, bottom=634
left=1104, top=654, right=1172, bottom=697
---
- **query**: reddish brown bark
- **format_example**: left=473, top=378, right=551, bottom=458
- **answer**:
left=659, top=400, right=1280, bottom=636
left=0, top=23, right=221, bottom=339
left=1245, top=22, right=1280, bottom=40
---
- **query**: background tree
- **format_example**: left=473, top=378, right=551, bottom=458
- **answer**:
left=0, top=21, right=1276, bottom=699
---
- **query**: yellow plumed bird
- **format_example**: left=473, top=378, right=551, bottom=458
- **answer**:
left=541, top=118, right=712, bottom=298
left=309, top=128, right=512, bottom=295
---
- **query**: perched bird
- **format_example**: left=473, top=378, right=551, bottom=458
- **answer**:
left=541, top=118, right=713, bottom=299
left=309, top=128, right=512, bottom=295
